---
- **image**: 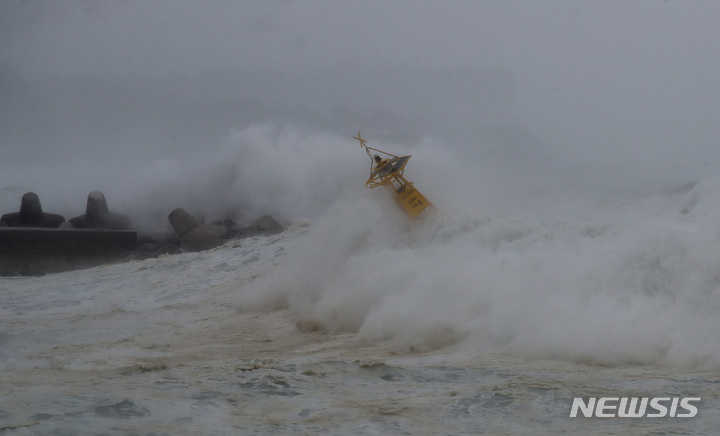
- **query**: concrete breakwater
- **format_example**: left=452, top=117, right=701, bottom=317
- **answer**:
left=0, top=228, right=138, bottom=276
left=0, top=192, right=286, bottom=276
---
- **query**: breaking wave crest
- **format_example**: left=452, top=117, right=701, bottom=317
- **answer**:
left=232, top=132, right=720, bottom=368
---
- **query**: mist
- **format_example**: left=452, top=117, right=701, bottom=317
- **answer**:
left=2, top=1, right=720, bottom=232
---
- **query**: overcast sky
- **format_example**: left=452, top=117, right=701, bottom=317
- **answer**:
left=3, top=1, right=717, bottom=75
left=2, top=0, right=720, bottom=220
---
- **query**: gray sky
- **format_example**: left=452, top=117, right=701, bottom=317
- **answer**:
left=1, top=1, right=720, bottom=222
left=5, top=1, right=716, bottom=75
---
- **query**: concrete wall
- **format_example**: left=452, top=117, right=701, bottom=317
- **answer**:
left=0, top=228, right=137, bottom=275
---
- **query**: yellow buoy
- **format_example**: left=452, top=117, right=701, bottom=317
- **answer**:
left=354, top=132, right=433, bottom=219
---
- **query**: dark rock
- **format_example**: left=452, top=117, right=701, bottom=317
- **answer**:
left=229, top=215, right=286, bottom=240
left=215, top=218, right=242, bottom=239
left=0, top=192, right=65, bottom=228
left=167, top=208, right=222, bottom=251
left=119, top=250, right=148, bottom=262
left=68, top=191, right=130, bottom=230
left=156, top=244, right=181, bottom=256
left=139, top=241, right=161, bottom=253
left=119, top=251, right=146, bottom=263
left=207, top=224, right=230, bottom=239
left=254, top=215, right=285, bottom=236
left=119, top=241, right=182, bottom=263
left=168, top=208, right=198, bottom=237
left=234, top=226, right=258, bottom=239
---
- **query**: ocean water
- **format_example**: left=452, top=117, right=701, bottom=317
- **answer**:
left=2, top=127, right=720, bottom=434
left=3, top=173, right=720, bottom=434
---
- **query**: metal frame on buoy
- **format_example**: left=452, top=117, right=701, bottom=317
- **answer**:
left=354, top=132, right=433, bottom=219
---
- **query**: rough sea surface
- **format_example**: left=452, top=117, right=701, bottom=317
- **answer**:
left=3, top=174, right=720, bottom=434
